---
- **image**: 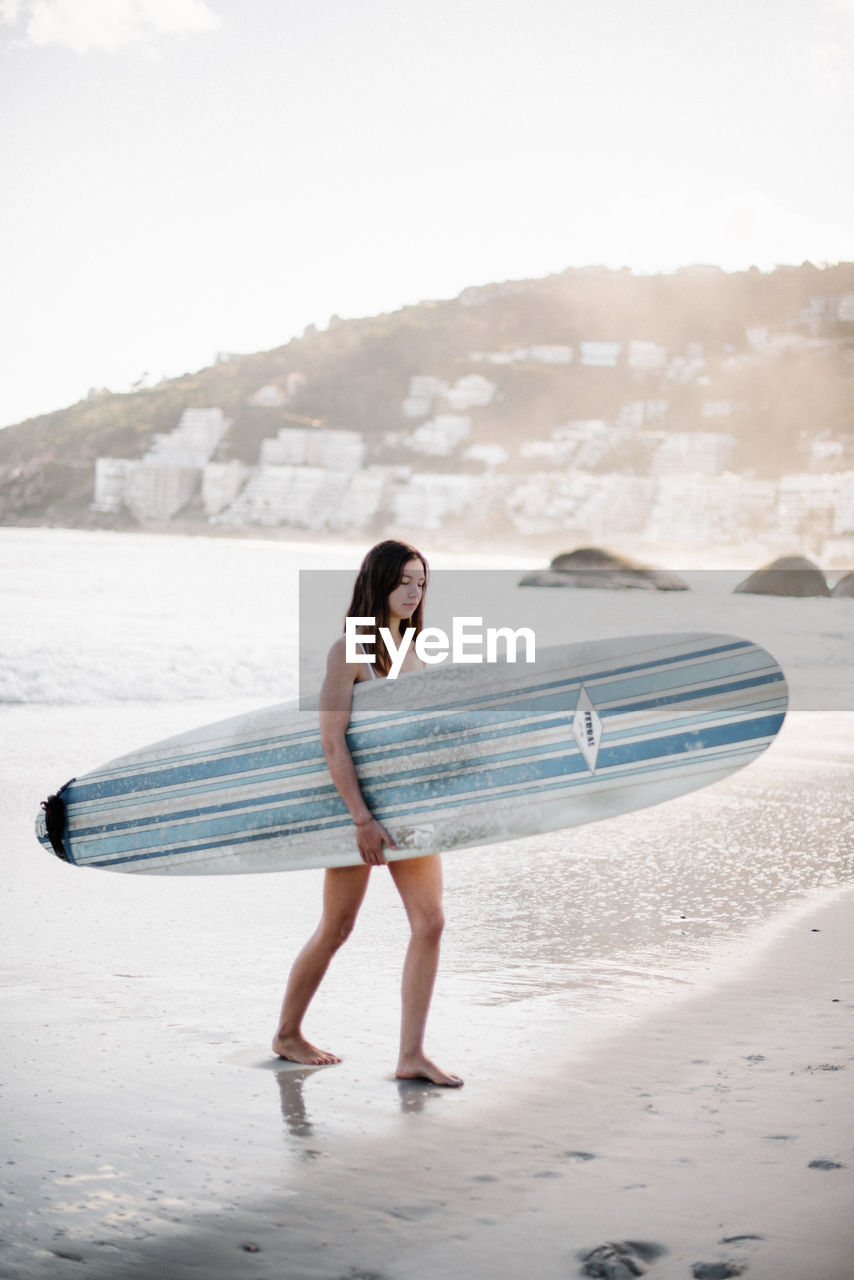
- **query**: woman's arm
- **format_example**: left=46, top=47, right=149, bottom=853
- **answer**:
left=318, top=637, right=397, bottom=866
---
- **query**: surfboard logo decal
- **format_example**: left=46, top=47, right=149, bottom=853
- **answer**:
left=572, top=684, right=602, bottom=773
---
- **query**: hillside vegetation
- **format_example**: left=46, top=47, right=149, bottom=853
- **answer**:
left=1, top=261, right=853, bottom=527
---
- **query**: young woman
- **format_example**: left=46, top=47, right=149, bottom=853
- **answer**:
left=272, top=540, right=463, bottom=1087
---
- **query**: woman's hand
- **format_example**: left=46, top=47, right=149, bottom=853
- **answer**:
left=355, top=816, right=396, bottom=866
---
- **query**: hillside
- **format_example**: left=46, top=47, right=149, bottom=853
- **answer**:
left=1, top=261, right=853, bottom=539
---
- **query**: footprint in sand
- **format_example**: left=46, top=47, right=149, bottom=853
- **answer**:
left=580, top=1240, right=666, bottom=1277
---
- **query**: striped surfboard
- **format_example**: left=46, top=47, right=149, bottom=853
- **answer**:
left=35, top=633, right=788, bottom=876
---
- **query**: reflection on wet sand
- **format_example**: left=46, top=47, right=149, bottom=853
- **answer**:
left=272, top=1060, right=453, bottom=1145
left=273, top=1064, right=316, bottom=1141
left=395, top=1078, right=447, bottom=1114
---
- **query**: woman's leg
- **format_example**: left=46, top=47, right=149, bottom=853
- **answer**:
left=388, top=854, right=463, bottom=1087
left=272, top=863, right=371, bottom=1064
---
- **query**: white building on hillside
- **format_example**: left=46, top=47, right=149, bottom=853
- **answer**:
left=445, top=374, right=497, bottom=410
left=627, top=341, right=668, bottom=372
left=617, top=400, right=670, bottom=429
left=407, top=414, right=472, bottom=456
left=248, top=385, right=288, bottom=407
left=650, top=432, right=735, bottom=477
left=216, top=463, right=394, bottom=533
left=833, top=472, right=854, bottom=534
left=702, top=400, right=734, bottom=419
left=464, top=442, right=508, bottom=468
left=838, top=294, right=854, bottom=323
left=468, top=350, right=519, bottom=365
left=328, top=468, right=391, bottom=532
left=92, top=407, right=230, bottom=521
left=506, top=471, right=593, bottom=535
left=643, top=474, right=775, bottom=546
left=576, top=474, right=657, bottom=540
left=146, top=407, right=229, bottom=466
left=217, top=466, right=340, bottom=529
left=92, top=458, right=140, bottom=513
left=746, top=328, right=809, bottom=356
left=580, top=341, right=621, bottom=367
left=800, top=297, right=828, bottom=336
left=124, top=466, right=200, bottom=523
left=202, top=461, right=249, bottom=517
left=402, top=375, right=447, bottom=418
left=616, top=401, right=646, bottom=429
left=260, top=427, right=365, bottom=470
left=778, top=473, right=842, bottom=535
left=392, top=473, right=478, bottom=530
left=520, top=421, right=620, bottom=471
left=527, top=345, right=573, bottom=364
left=665, top=344, right=705, bottom=382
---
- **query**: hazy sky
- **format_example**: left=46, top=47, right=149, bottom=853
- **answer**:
left=2, top=0, right=853, bottom=427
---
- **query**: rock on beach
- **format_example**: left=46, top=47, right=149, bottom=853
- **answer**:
left=734, top=555, right=830, bottom=597
left=519, top=547, right=689, bottom=591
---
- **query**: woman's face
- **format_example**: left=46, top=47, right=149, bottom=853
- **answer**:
left=386, top=558, right=425, bottom=623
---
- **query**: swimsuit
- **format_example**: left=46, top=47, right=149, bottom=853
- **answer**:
left=358, top=642, right=379, bottom=679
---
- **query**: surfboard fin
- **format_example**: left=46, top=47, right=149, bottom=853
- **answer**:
left=39, top=778, right=76, bottom=862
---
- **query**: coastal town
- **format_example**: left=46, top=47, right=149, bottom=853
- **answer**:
left=89, top=288, right=854, bottom=565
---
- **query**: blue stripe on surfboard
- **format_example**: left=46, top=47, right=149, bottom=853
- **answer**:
left=70, top=682, right=787, bottom=829
left=72, top=698, right=788, bottom=860
left=75, top=713, right=784, bottom=865
left=71, top=669, right=786, bottom=826
left=81, top=730, right=780, bottom=869
left=346, top=670, right=784, bottom=757
left=78, top=641, right=776, bottom=804
left=68, top=685, right=788, bottom=841
left=68, top=664, right=784, bottom=807
left=87, top=638, right=761, bottom=779
left=350, top=638, right=759, bottom=729
left=68, top=676, right=786, bottom=832
left=70, top=719, right=579, bottom=836
left=69, top=686, right=786, bottom=839
left=82, top=724, right=782, bottom=870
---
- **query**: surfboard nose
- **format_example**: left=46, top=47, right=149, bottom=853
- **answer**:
left=35, top=779, right=75, bottom=862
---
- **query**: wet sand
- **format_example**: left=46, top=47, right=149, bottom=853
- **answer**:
left=283, top=886, right=852, bottom=1280
left=3, top=884, right=851, bottom=1279
left=253, top=890, right=854, bottom=1280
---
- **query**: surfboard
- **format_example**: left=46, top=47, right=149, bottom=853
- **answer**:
left=35, top=633, right=788, bottom=877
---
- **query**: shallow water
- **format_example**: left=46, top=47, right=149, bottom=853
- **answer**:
left=4, top=527, right=852, bottom=707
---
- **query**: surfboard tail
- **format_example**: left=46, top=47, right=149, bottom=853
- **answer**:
left=35, top=778, right=76, bottom=863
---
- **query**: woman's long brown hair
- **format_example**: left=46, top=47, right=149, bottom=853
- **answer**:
left=345, top=540, right=429, bottom=676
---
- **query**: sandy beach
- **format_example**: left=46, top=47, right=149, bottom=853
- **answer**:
left=1, top=529, right=852, bottom=1279
left=3, top=872, right=851, bottom=1279
left=215, top=891, right=854, bottom=1280
left=264, top=886, right=851, bottom=1280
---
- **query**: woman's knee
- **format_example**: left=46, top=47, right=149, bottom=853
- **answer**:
left=318, top=865, right=369, bottom=953
left=318, top=910, right=359, bottom=952
left=411, top=907, right=445, bottom=944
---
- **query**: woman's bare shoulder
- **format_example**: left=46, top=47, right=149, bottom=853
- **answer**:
left=326, top=634, right=349, bottom=663
left=319, top=635, right=362, bottom=718
left=325, top=634, right=364, bottom=679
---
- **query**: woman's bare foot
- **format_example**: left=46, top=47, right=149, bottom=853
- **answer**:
left=272, top=1032, right=341, bottom=1066
left=396, top=1053, right=463, bottom=1087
